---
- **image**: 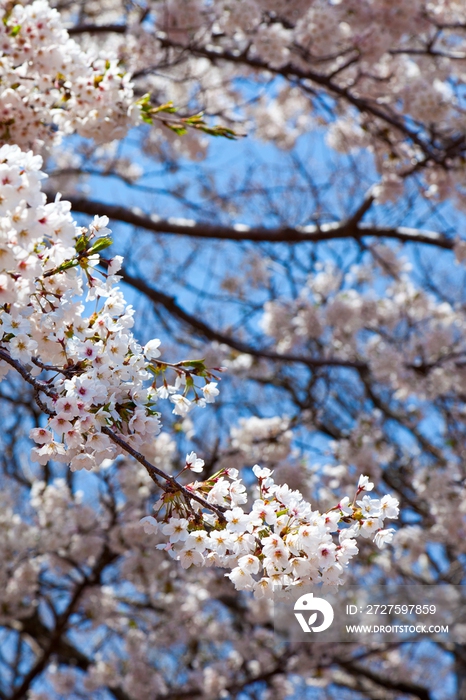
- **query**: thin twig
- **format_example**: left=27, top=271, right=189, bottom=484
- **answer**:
left=102, top=427, right=226, bottom=521
left=0, top=348, right=55, bottom=399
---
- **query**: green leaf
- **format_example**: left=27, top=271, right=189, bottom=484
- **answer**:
left=87, top=236, right=113, bottom=254
left=151, top=101, right=178, bottom=115
left=146, top=408, right=160, bottom=416
left=56, top=259, right=79, bottom=273
left=181, top=359, right=206, bottom=368
left=147, top=364, right=162, bottom=376
left=10, top=24, right=21, bottom=37
left=199, top=125, right=239, bottom=140
left=75, top=234, right=89, bottom=253
left=136, top=93, right=151, bottom=107
left=165, top=123, right=188, bottom=136
left=184, top=112, right=205, bottom=124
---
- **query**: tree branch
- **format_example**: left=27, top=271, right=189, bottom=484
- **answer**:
left=17, top=584, right=132, bottom=700
left=121, top=270, right=368, bottom=370
left=67, top=23, right=126, bottom=35
left=0, top=349, right=55, bottom=409
left=64, top=196, right=453, bottom=249
left=338, top=658, right=433, bottom=700
left=101, top=427, right=227, bottom=521
left=9, top=547, right=115, bottom=700
left=135, top=35, right=444, bottom=165
left=0, top=349, right=227, bottom=522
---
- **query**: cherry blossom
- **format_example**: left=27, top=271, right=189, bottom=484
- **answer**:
left=142, top=467, right=398, bottom=596
left=3, top=1, right=463, bottom=696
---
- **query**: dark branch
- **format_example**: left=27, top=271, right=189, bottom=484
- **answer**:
left=0, top=349, right=227, bottom=521
left=65, top=196, right=453, bottom=249
left=68, top=23, right=126, bottom=35
left=0, top=348, right=55, bottom=409
left=102, top=427, right=227, bottom=521
left=339, top=658, right=433, bottom=700
left=136, top=35, right=444, bottom=165
left=121, top=270, right=368, bottom=370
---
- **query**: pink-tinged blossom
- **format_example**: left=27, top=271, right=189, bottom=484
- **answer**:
left=54, top=397, right=81, bottom=420
left=9, top=334, right=37, bottom=362
left=185, top=451, right=204, bottom=473
left=252, top=464, right=273, bottom=479
left=179, top=547, right=204, bottom=569
left=207, top=531, right=231, bottom=556
left=207, top=478, right=230, bottom=504
left=69, top=453, right=96, bottom=472
left=356, top=495, right=381, bottom=517
left=30, top=428, right=53, bottom=444
left=170, top=394, right=192, bottom=416
left=360, top=518, right=383, bottom=538
left=107, top=255, right=124, bottom=275
left=89, top=215, right=111, bottom=238
left=253, top=578, right=274, bottom=599
left=237, top=554, right=260, bottom=574
left=65, top=429, right=82, bottom=448
left=49, top=416, right=73, bottom=435
left=184, top=530, right=208, bottom=551
left=31, top=441, right=67, bottom=464
left=252, top=499, right=277, bottom=525
left=358, top=475, right=375, bottom=492
left=225, top=507, right=252, bottom=533
left=229, top=479, right=247, bottom=505
left=380, top=495, right=400, bottom=519
left=338, top=497, right=353, bottom=516
left=227, top=567, right=254, bottom=590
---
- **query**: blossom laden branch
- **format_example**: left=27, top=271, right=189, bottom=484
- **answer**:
left=101, top=426, right=227, bottom=522
left=0, top=145, right=219, bottom=475
left=0, top=0, right=407, bottom=606
left=141, top=467, right=399, bottom=595
left=0, top=333, right=399, bottom=595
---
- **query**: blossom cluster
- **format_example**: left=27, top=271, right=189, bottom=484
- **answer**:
left=0, top=128, right=400, bottom=600
left=142, top=469, right=399, bottom=597
left=0, top=0, right=138, bottom=151
left=0, top=143, right=218, bottom=472
left=77, top=0, right=466, bottom=204
left=260, top=254, right=466, bottom=402
left=7, top=0, right=466, bottom=205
